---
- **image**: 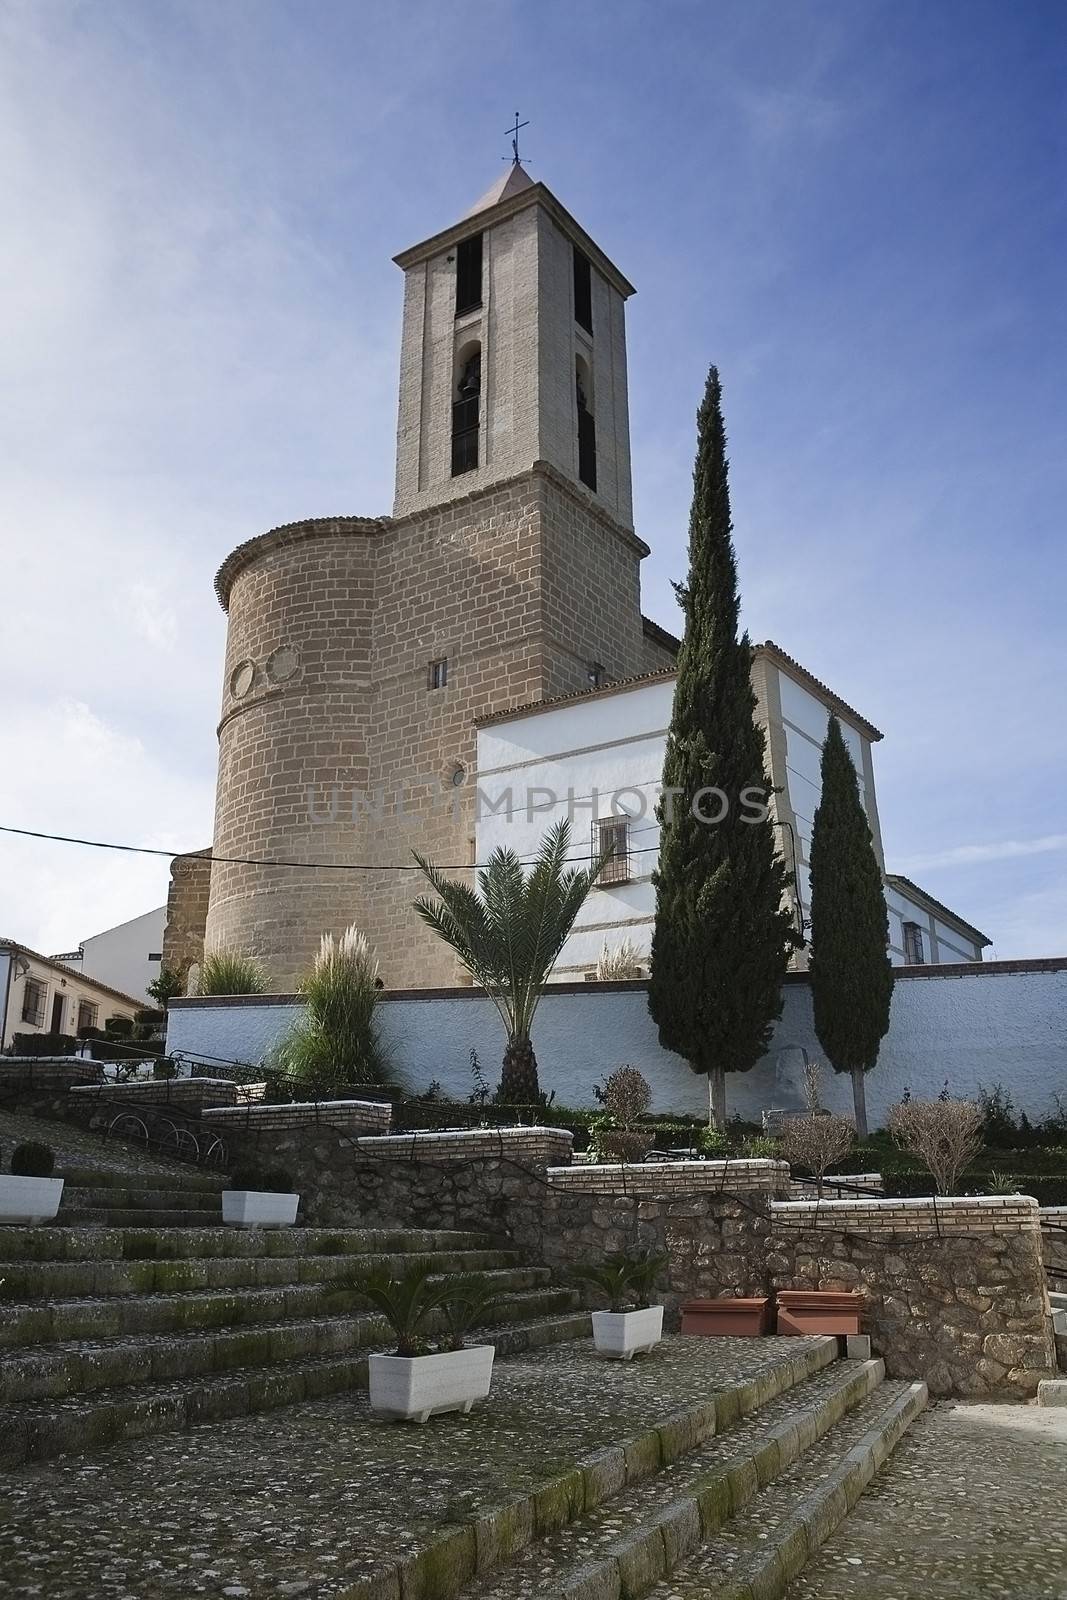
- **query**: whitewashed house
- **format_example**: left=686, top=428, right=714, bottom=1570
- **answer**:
left=474, top=640, right=989, bottom=979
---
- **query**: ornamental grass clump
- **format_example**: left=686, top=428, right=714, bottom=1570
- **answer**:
left=888, top=1094, right=983, bottom=1195
left=276, top=925, right=390, bottom=1092
left=595, top=938, right=645, bottom=980
left=197, top=948, right=269, bottom=996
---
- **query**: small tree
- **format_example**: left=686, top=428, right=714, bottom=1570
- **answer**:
left=146, top=965, right=187, bottom=1007
left=808, top=715, right=894, bottom=1137
left=594, top=1064, right=653, bottom=1162
left=413, top=820, right=605, bottom=1103
left=888, top=1095, right=983, bottom=1195
left=275, top=925, right=389, bottom=1092
left=779, top=1062, right=855, bottom=1196
left=197, top=948, right=269, bottom=996
left=648, top=367, right=798, bottom=1127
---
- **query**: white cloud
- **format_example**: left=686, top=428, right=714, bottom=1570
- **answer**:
left=899, top=835, right=1067, bottom=874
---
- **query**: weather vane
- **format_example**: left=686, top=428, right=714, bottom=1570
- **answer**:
left=504, top=111, right=530, bottom=166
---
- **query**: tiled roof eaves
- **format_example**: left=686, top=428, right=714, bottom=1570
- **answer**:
left=756, top=640, right=883, bottom=742
left=884, top=875, right=992, bottom=947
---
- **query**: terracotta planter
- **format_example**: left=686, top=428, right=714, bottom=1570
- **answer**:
left=775, top=1290, right=864, bottom=1336
left=680, top=1297, right=771, bottom=1337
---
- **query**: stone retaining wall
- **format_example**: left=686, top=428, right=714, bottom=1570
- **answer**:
left=770, top=1195, right=1040, bottom=1235
left=200, top=1099, right=393, bottom=1135
left=0, top=1058, right=104, bottom=1090
left=351, top=1127, right=573, bottom=1164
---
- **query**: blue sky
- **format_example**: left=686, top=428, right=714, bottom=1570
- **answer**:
left=0, top=0, right=1064, bottom=958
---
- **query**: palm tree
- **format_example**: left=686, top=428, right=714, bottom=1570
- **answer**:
left=413, top=819, right=606, bottom=1103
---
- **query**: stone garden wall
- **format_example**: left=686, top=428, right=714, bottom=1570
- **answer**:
left=235, top=1119, right=1057, bottom=1399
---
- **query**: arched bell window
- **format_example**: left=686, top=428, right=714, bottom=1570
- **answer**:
left=452, top=342, right=481, bottom=476
left=576, top=355, right=596, bottom=492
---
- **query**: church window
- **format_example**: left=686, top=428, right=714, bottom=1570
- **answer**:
left=428, top=658, right=449, bottom=690
left=903, top=921, right=926, bottom=964
left=455, top=233, right=483, bottom=316
left=586, top=661, right=605, bottom=687
left=573, top=245, right=593, bottom=334
left=452, top=343, right=481, bottom=476
left=595, top=817, right=630, bottom=885
left=576, top=355, right=597, bottom=492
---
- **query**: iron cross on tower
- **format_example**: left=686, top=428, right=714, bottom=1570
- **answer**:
left=504, top=112, right=529, bottom=165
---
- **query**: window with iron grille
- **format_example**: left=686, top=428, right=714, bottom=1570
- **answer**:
left=455, top=233, right=483, bottom=316
left=76, top=999, right=98, bottom=1033
left=573, top=245, right=593, bottom=334
left=428, top=657, right=448, bottom=691
left=594, top=817, right=630, bottom=885
left=902, top=921, right=926, bottom=964
left=21, top=978, right=46, bottom=1027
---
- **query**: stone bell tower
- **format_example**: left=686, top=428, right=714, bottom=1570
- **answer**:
left=193, top=164, right=671, bottom=990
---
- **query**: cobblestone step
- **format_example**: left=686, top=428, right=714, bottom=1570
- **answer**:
left=59, top=1186, right=223, bottom=1211
left=0, top=1222, right=496, bottom=1261
left=0, top=1243, right=522, bottom=1300
left=637, top=1378, right=927, bottom=1599
left=0, top=1283, right=581, bottom=1403
left=464, top=1355, right=889, bottom=1600
left=58, top=1206, right=225, bottom=1227
left=0, top=1308, right=591, bottom=1467
left=57, top=1164, right=228, bottom=1191
left=0, top=1261, right=554, bottom=1347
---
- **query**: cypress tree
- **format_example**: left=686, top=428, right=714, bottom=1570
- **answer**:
left=808, top=714, right=894, bottom=1136
left=648, top=368, right=798, bottom=1127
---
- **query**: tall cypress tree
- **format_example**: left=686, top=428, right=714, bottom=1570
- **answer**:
left=808, top=714, right=894, bottom=1136
left=648, top=368, right=798, bottom=1127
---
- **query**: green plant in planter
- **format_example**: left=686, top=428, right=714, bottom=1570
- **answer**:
left=433, top=1274, right=502, bottom=1352
left=571, top=1250, right=668, bottom=1314
left=346, top=1261, right=449, bottom=1357
left=226, top=1164, right=294, bottom=1193
left=696, top=1125, right=729, bottom=1158
left=10, top=1141, right=55, bottom=1177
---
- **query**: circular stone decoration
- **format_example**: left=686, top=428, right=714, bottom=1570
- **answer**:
left=450, top=764, right=467, bottom=788
left=230, top=660, right=256, bottom=699
left=266, top=645, right=300, bottom=684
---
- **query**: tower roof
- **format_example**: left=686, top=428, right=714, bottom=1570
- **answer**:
left=465, top=162, right=535, bottom=217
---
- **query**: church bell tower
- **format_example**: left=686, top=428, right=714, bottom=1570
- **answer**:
left=392, top=163, right=636, bottom=529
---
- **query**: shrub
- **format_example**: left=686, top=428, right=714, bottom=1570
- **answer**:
left=146, top=965, right=187, bottom=1007
left=779, top=1061, right=856, bottom=1194
left=274, top=925, right=390, bottom=1093
left=739, top=1135, right=782, bottom=1160
left=590, top=1066, right=654, bottom=1163
left=595, top=938, right=645, bottom=980
left=696, top=1125, right=729, bottom=1158
left=198, top=949, right=269, bottom=996
left=10, top=1141, right=55, bottom=1177
left=10, top=1032, right=78, bottom=1057
left=227, top=1165, right=294, bottom=1193
left=570, top=1250, right=668, bottom=1313
left=104, top=1015, right=134, bottom=1037
left=978, top=1082, right=1018, bottom=1147
left=888, top=1095, right=983, bottom=1195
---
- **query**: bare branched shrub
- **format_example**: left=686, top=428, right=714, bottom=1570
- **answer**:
left=887, top=1096, right=983, bottom=1195
left=595, top=939, right=645, bottom=980
left=780, top=1064, right=855, bottom=1195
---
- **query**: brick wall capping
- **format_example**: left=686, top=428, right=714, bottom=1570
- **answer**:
left=350, top=1125, right=573, bottom=1163
left=547, top=1158, right=790, bottom=1195
left=771, top=1194, right=1042, bottom=1234
left=200, top=1099, right=392, bottom=1132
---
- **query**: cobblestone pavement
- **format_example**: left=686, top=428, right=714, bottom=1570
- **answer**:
left=0, top=1107, right=203, bottom=1180
left=0, top=1335, right=813, bottom=1598
left=788, top=1401, right=1067, bottom=1599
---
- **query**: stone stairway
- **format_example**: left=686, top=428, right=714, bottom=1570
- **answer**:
left=56, top=1165, right=226, bottom=1227
left=464, top=1353, right=926, bottom=1600
left=0, top=1219, right=588, bottom=1466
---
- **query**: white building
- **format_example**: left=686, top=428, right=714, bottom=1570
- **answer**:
left=474, top=641, right=989, bottom=978
left=51, top=906, right=167, bottom=1006
left=0, top=940, right=143, bottom=1050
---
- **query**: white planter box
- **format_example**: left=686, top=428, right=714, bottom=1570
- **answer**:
left=0, top=1175, right=65, bottom=1225
left=221, top=1190, right=300, bottom=1228
left=591, top=1304, right=664, bottom=1360
left=368, top=1345, right=495, bottom=1423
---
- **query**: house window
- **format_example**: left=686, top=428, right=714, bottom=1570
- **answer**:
left=451, top=344, right=480, bottom=476
left=576, top=356, right=596, bottom=492
left=21, top=978, right=46, bottom=1028
left=573, top=245, right=593, bottom=334
left=428, top=657, right=448, bottom=690
left=455, top=232, right=483, bottom=316
left=148, top=952, right=162, bottom=963
left=76, top=1000, right=98, bottom=1033
left=903, top=922, right=926, bottom=964
left=595, top=817, right=630, bottom=885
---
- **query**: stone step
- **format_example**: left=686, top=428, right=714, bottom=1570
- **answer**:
left=637, top=1379, right=927, bottom=1599
left=57, top=1165, right=228, bottom=1192
left=0, top=1243, right=522, bottom=1301
left=0, top=1308, right=591, bottom=1467
left=59, top=1186, right=224, bottom=1211
left=466, top=1356, right=890, bottom=1600
left=58, top=1207, right=226, bottom=1227
left=0, top=1261, right=554, bottom=1347
left=0, top=1283, right=582, bottom=1402
left=0, top=1222, right=496, bottom=1262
